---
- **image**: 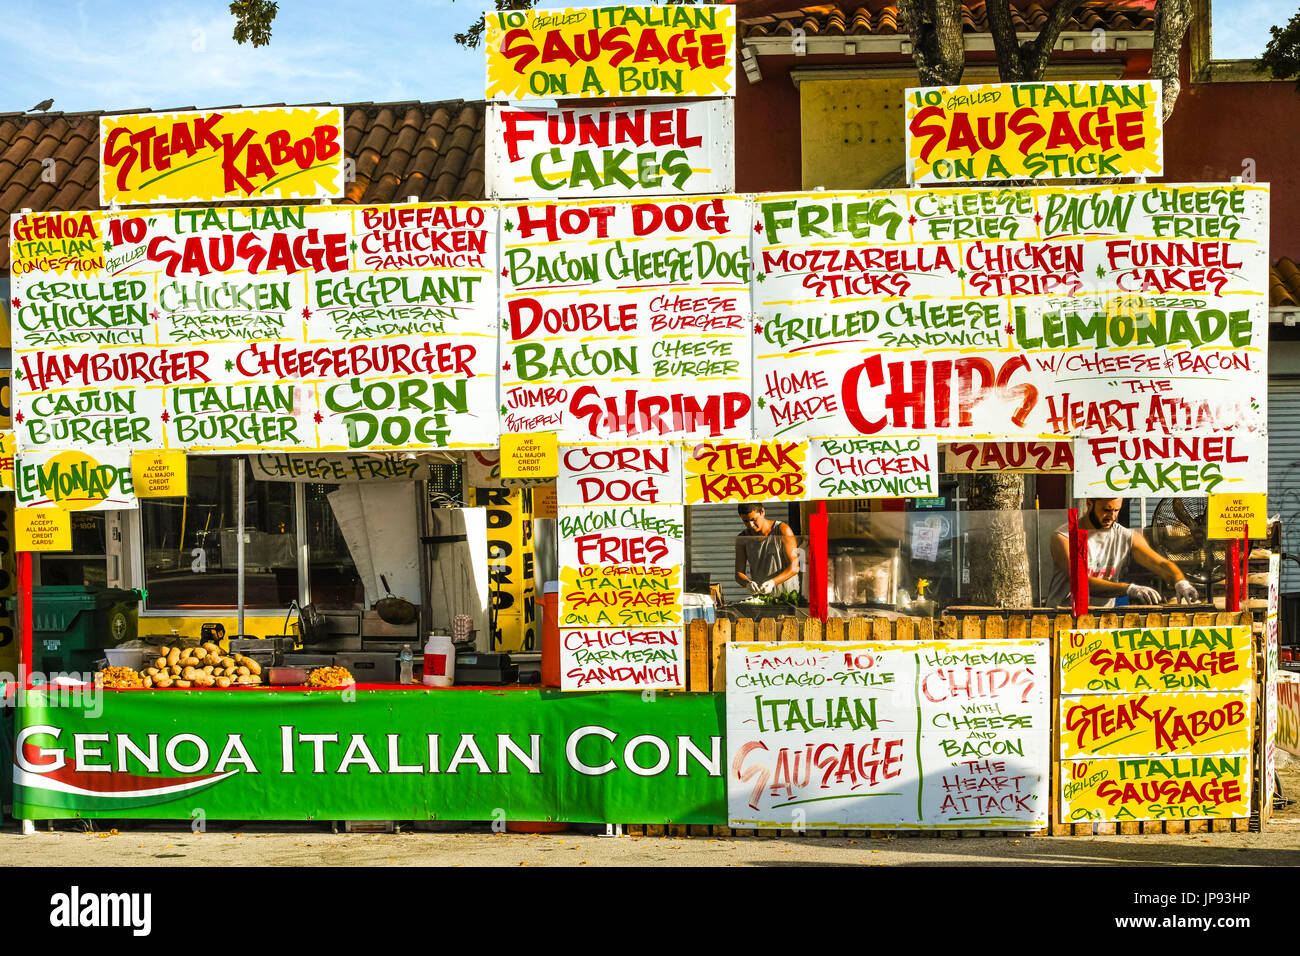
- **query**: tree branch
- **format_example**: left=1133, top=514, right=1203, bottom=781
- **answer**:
left=898, top=0, right=966, bottom=86
left=1023, top=0, right=1086, bottom=79
left=984, top=0, right=1025, bottom=80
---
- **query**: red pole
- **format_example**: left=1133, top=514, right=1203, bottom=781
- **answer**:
left=17, top=550, right=32, bottom=688
left=809, top=501, right=828, bottom=622
left=1225, top=539, right=1240, bottom=612
left=1068, top=508, right=1088, bottom=617
left=1240, top=526, right=1250, bottom=611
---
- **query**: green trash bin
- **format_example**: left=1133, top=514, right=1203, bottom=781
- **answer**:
left=7, top=586, right=141, bottom=678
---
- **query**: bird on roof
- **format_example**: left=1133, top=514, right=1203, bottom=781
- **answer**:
left=31, top=99, right=54, bottom=112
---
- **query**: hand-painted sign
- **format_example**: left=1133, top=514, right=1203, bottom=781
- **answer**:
left=100, top=107, right=346, bottom=206
left=751, top=186, right=1269, bottom=455
left=499, top=196, right=752, bottom=441
left=1059, top=626, right=1253, bottom=824
left=905, top=81, right=1163, bottom=184
left=557, top=445, right=684, bottom=690
left=943, top=441, right=1073, bottom=473
left=484, top=5, right=736, bottom=100
left=681, top=437, right=937, bottom=503
left=726, top=640, right=1051, bottom=830
left=683, top=441, right=806, bottom=505
left=10, top=203, right=498, bottom=452
left=250, top=453, right=442, bottom=483
left=1073, top=431, right=1266, bottom=497
left=1059, top=626, right=1253, bottom=695
left=13, top=449, right=136, bottom=511
left=486, top=102, right=734, bottom=200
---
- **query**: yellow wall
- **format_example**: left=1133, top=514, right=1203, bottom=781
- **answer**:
left=138, top=615, right=292, bottom=646
left=800, top=76, right=913, bottom=189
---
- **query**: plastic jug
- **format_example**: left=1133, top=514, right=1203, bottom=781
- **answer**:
left=423, top=633, right=455, bottom=688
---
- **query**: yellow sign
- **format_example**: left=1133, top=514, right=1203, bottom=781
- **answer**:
left=1060, top=626, right=1253, bottom=695
left=131, top=451, right=188, bottom=497
left=16, top=508, right=71, bottom=551
left=1207, top=493, right=1267, bottom=538
left=472, top=487, right=538, bottom=653
left=0, top=496, right=15, bottom=678
left=533, top=484, right=558, bottom=520
left=13, top=450, right=135, bottom=511
left=484, top=5, right=735, bottom=100
left=1060, top=755, right=1251, bottom=824
left=684, top=441, right=806, bottom=505
left=501, top=433, right=558, bottom=479
left=1060, top=692, right=1251, bottom=759
left=0, top=431, right=14, bottom=491
left=99, top=107, right=346, bottom=206
left=905, top=81, right=1163, bottom=183
left=558, top=564, right=682, bottom=627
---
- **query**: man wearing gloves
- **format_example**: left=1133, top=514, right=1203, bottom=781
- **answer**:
left=1046, top=498, right=1199, bottom=608
left=734, top=503, right=800, bottom=597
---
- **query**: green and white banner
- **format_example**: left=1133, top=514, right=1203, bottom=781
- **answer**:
left=14, top=687, right=725, bottom=823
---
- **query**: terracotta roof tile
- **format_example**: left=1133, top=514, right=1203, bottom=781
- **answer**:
left=1274, top=258, right=1300, bottom=308
left=740, top=0, right=1155, bottom=38
left=0, top=99, right=487, bottom=274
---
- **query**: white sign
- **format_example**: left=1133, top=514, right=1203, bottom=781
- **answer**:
left=498, top=196, right=752, bottom=442
left=487, top=101, right=734, bottom=200
left=726, top=640, right=1051, bottom=829
left=751, top=185, right=1270, bottom=448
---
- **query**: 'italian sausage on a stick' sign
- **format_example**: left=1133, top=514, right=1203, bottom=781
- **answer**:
left=905, top=81, right=1162, bottom=184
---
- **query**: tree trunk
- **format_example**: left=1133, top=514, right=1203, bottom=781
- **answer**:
left=1152, top=0, right=1194, bottom=121
left=965, top=474, right=1035, bottom=608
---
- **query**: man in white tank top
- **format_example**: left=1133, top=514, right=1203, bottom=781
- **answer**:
left=734, top=503, right=800, bottom=595
left=1045, top=498, right=1199, bottom=608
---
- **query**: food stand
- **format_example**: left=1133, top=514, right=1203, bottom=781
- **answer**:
left=2, top=8, right=1280, bottom=837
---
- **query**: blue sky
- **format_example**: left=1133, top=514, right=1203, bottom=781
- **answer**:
left=0, top=0, right=489, bottom=114
left=0, top=0, right=1294, bottom=115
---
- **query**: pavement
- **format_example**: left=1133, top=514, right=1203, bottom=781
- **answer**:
left=2, top=819, right=1299, bottom=866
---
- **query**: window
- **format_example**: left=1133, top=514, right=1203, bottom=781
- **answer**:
left=1192, top=0, right=1285, bottom=81
left=140, top=458, right=297, bottom=610
left=39, top=513, right=107, bottom=587
left=305, top=483, right=365, bottom=608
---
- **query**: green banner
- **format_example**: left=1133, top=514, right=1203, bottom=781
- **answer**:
left=14, top=688, right=725, bottom=823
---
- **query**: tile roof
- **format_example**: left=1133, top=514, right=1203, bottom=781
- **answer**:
left=1273, top=257, right=1300, bottom=309
left=739, top=0, right=1155, bottom=39
left=0, top=99, right=485, bottom=275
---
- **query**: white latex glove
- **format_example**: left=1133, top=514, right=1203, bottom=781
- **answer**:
left=1127, top=583, right=1163, bottom=605
left=759, top=579, right=776, bottom=595
left=747, top=579, right=763, bottom=595
left=1174, top=580, right=1199, bottom=604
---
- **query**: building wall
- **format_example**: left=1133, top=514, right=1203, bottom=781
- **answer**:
left=1161, top=39, right=1300, bottom=261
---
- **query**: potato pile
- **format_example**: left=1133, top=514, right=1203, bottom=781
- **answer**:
left=142, top=643, right=263, bottom=689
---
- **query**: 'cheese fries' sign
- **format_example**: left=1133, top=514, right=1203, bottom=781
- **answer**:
left=100, top=107, right=346, bottom=206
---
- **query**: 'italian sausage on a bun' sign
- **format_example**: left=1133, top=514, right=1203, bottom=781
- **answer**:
left=100, top=107, right=346, bottom=206
left=484, top=5, right=735, bottom=100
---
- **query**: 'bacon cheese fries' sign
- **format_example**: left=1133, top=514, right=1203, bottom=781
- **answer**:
left=100, top=107, right=346, bottom=206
